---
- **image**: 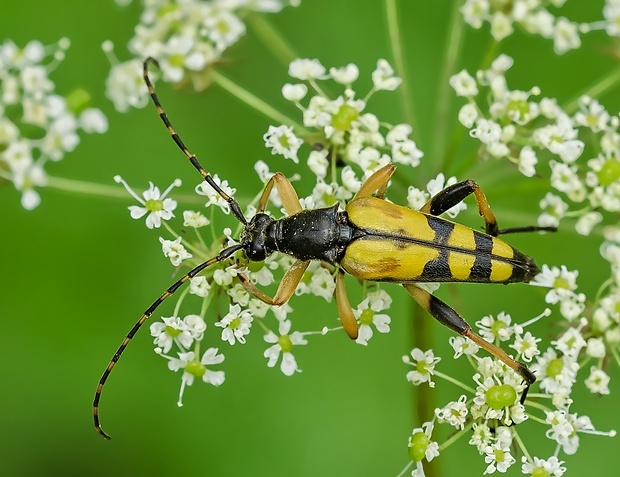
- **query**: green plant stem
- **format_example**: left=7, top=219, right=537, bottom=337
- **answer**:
left=247, top=13, right=298, bottom=66
left=438, top=420, right=474, bottom=451
left=433, top=0, right=465, bottom=173
left=211, top=70, right=309, bottom=134
left=409, top=302, right=441, bottom=477
left=563, top=67, right=620, bottom=114
left=433, top=370, right=476, bottom=394
left=385, top=0, right=416, bottom=131
left=46, top=176, right=204, bottom=203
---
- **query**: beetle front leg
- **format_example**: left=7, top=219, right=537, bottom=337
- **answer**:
left=403, top=283, right=536, bottom=397
left=335, top=269, right=359, bottom=339
left=353, top=163, right=396, bottom=200
left=238, top=259, right=309, bottom=306
left=258, top=172, right=303, bottom=215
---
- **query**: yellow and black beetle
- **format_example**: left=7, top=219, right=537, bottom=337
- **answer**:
left=93, top=58, right=554, bottom=439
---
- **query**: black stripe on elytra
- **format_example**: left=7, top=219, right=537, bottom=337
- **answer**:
left=470, top=230, right=493, bottom=281
left=418, top=217, right=454, bottom=281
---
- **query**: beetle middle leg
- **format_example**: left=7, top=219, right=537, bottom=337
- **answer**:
left=419, top=180, right=555, bottom=236
left=403, top=283, right=535, bottom=400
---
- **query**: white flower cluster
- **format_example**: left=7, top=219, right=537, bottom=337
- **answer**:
left=263, top=58, right=423, bottom=207
left=460, top=0, right=619, bottom=54
left=103, top=0, right=299, bottom=112
left=114, top=169, right=399, bottom=405
left=0, top=39, right=108, bottom=209
left=450, top=55, right=619, bottom=235
left=400, top=304, right=616, bottom=476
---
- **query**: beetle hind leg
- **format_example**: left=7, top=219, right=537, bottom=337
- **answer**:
left=420, top=179, right=555, bottom=236
left=403, top=284, right=535, bottom=400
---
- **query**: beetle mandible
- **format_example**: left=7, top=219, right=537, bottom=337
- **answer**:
left=93, top=57, right=554, bottom=439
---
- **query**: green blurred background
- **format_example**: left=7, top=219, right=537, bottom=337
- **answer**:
left=1, top=1, right=618, bottom=476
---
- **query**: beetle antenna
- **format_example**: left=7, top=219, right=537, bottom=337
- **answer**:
left=143, top=57, right=247, bottom=225
left=93, top=243, right=243, bottom=440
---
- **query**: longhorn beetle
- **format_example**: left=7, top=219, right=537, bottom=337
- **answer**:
left=93, top=57, right=555, bottom=439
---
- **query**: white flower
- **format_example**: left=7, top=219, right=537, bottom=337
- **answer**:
left=166, top=348, right=225, bottom=407
left=534, top=115, right=584, bottom=163
left=195, top=174, right=236, bottom=214
left=114, top=176, right=180, bottom=229
left=150, top=316, right=194, bottom=353
left=476, top=312, right=521, bottom=343
left=472, top=373, right=527, bottom=426
left=531, top=264, right=579, bottom=304
left=435, top=395, right=469, bottom=429
left=407, top=186, right=430, bottom=211
left=553, top=17, right=581, bottom=54
left=458, top=103, right=479, bottom=128
left=449, top=69, right=478, bottom=97
left=329, top=63, right=359, bottom=84
left=407, top=422, right=440, bottom=471
left=391, top=139, right=423, bottom=167
left=585, top=367, right=610, bottom=394
left=263, top=319, right=308, bottom=376
left=518, top=146, right=538, bottom=177
left=403, top=348, right=440, bottom=387
left=263, top=125, right=303, bottom=163
left=585, top=337, right=606, bottom=358
left=281, top=83, right=308, bottom=102
left=308, top=266, right=336, bottom=300
left=189, top=276, right=211, bottom=297
left=203, top=9, right=246, bottom=51
left=469, top=422, right=493, bottom=453
left=354, top=290, right=392, bottom=346
left=78, top=108, right=108, bottom=133
left=159, top=236, right=193, bottom=266
left=215, top=303, right=253, bottom=345
left=183, top=210, right=210, bottom=228
left=371, top=59, right=401, bottom=91
left=538, top=193, right=568, bottom=228
left=307, top=149, right=329, bottom=178
left=288, top=58, right=326, bottom=80
left=521, top=456, right=566, bottom=477
left=105, top=58, right=149, bottom=113
left=490, top=11, right=514, bottom=41
left=531, top=348, right=578, bottom=395
left=510, top=331, right=541, bottom=362
left=12, top=164, right=47, bottom=210
left=449, top=335, right=480, bottom=358
left=483, top=441, right=516, bottom=474
left=545, top=410, right=594, bottom=455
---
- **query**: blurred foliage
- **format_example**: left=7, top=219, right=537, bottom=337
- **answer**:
left=1, top=1, right=618, bottom=476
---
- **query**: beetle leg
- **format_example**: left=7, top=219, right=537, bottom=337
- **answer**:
left=403, top=283, right=536, bottom=396
left=353, top=163, right=396, bottom=200
left=420, top=180, right=555, bottom=236
left=258, top=172, right=303, bottom=215
left=238, top=259, right=310, bottom=305
left=335, top=269, right=359, bottom=339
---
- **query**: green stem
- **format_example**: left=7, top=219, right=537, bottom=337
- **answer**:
left=46, top=176, right=204, bottom=203
left=563, top=67, right=620, bottom=114
left=384, top=0, right=416, bottom=131
left=211, top=70, right=309, bottom=134
left=172, top=286, right=191, bottom=317
left=433, top=0, right=465, bottom=173
left=511, top=427, right=532, bottom=462
left=433, top=370, right=476, bottom=394
left=438, top=420, right=474, bottom=451
left=247, top=13, right=298, bottom=66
